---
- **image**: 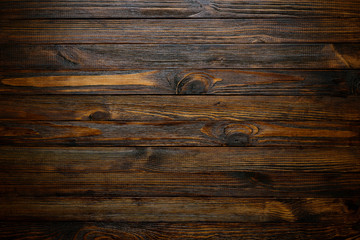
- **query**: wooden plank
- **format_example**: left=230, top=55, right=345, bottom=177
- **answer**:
left=1, top=222, right=359, bottom=240
left=1, top=147, right=359, bottom=173
left=0, top=222, right=82, bottom=240
left=1, top=95, right=360, bottom=121
left=1, top=197, right=358, bottom=222
left=1, top=0, right=359, bottom=19
left=1, top=70, right=359, bottom=96
left=0, top=121, right=359, bottom=147
left=1, top=44, right=359, bottom=70
left=2, top=19, right=360, bottom=44
left=2, top=169, right=360, bottom=198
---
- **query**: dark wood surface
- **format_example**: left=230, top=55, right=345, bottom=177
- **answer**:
left=2, top=163, right=360, bottom=198
left=2, top=19, right=360, bottom=44
left=1, top=121, right=359, bottom=147
left=1, top=0, right=359, bottom=239
left=2, top=197, right=360, bottom=222
left=2, top=147, right=360, bottom=172
left=1, top=0, right=360, bottom=18
left=1, top=222, right=360, bottom=240
left=2, top=44, right=359, bottom=70
left=1, top=95, right=359, bottom=121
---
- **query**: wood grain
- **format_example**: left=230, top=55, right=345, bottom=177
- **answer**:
left=2, top=19, right=360, bottom=44
left=2, top=169, right=360, bottom=198
left=1, top=197, right=359, bottom=223
left=1, top=95, right=359, bottom=121
left=0, top=121, right=359, bottom=147
left=1, top=147, right=359, bottom=173
left=2, top=70, right=359, bottom=96
left=1, top=222, right=360, bottom=240
left=1, top=0, right=359, bottom=19
left=1, top=44, right=359, bottom=70
left=1, top=0, right=359, bottom=237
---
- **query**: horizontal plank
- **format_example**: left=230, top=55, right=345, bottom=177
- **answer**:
left=1, top=197, right=359, bottom=222
left=1, top=96, right=359, bottom=121
left=0, top=121, right=359, bottom=147
left=2, top=19, right=360, bottom=44
left=1, top=147, right=359, bottom=172
left=1, top=222, right=360, bottom=240
left=2, top=170, right=360, bottom=198
left=1, top=0, right=359, bottom=19
left=1, top=44, right=359, bottom=70
left=1, top=70, right=359, bottom=96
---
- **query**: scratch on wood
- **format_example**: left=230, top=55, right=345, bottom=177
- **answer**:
left=56, top=51, right=79, bottom=67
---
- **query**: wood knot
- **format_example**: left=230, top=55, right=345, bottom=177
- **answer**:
left=89, top=111, right=111, bottom=120
left=346, top=71, right=360, bottom=95
left=344, top=199, right=360, bottom=213
left=175, top=72, right=221, bottom=94
left=222, top=123, right=256, bottom=146
left=75, top=225, right=139, bottom=240
left=226, top=133, right=249, bottom=146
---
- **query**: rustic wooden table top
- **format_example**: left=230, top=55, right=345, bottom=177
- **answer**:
left=0, top=0, right=359, bottom=239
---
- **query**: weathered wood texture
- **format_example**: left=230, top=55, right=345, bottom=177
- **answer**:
left=1, top=222, right=359, bottom=240
left=1, top=0, right=360, bottom=19
left=1, top=147, right=359, bottom=172
left=1, top=197, right=359, bottom=222
left=1, top=0, right=359, bottom=237
left=1, top=44, right=359, bottom=70
left=2, top=19, right=360, bottom=44
left=1, top=70, right=359, bottom=96
left=1, top=96, right=359, bottom=121
left=1, top=147, right=359, bottom=198
left=1, top=121, right=359, bottom=147
left=2, top=167, right=360, bottom=198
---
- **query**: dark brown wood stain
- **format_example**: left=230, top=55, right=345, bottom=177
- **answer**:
left=1, top=0, right=359, bottom=239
